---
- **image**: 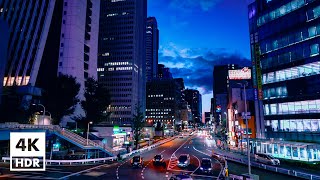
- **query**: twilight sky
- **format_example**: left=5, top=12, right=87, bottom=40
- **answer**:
left=148, top=0, right=252, bottom=115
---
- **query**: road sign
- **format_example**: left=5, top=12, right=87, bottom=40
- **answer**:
left=241, top=112, right=251, bottom=119
left=52, top=143, right=60, bottom=152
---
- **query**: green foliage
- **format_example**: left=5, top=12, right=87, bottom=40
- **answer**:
left=78, top=78, right=111, bottom=124
left=43, top=74, right=80, bottom=125
left=132, top=105, right=145, bottom=149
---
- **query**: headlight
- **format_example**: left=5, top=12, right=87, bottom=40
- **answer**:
left=184, top=160, right=188, bottom=164
left=200, top=167, right=203, bottom=170
left=208, top=168, right=212, bottom=170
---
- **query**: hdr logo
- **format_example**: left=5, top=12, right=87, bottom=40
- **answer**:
left=10, top=132, right=46, bottom=171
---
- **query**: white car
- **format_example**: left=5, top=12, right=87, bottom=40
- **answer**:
left=254, top=153, right=280, bottom=166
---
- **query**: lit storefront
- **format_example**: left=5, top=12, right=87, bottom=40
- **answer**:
left=253, top=139, right=320, bottom=162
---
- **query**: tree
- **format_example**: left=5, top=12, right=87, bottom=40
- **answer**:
left=78, top=78, right=111, bottom=124
left=43, top=74, right=80, bottom=125
left=132, top=105, right=145, bottom=150
left=0, top=84, right=32, bottom=123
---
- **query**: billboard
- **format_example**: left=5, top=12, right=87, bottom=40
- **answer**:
left=228, top=67, right=252, bottom=80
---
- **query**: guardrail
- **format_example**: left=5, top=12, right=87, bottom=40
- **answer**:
left=214, top=151, right=320, bottom=180
left=121, top=136, right=176, bottom=159
left=0, top=123, right=115, bottom=155
left=2, top=136, right=176, bottom=166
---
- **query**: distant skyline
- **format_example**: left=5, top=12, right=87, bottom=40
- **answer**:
left=148, top=0, right=252, bottom=115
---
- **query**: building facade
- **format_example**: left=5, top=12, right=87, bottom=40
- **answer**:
left=157, top=64, right=173, bottom=80
left=58, top=0, right=99, bottom=96
left=146, top=79, right=181, bottom=129
left=249, top=0, right=320, bottom=142
left=213, top=64, right=238, bottom=125
left=0, top=0, right=56, bottom=87
left=146, top=17, right=159, bottom=82
left=0, top=18, right=9, bottom=104
left=98, top=0, right=147, bottom=125
left=184, top=89, right=202, bottom=124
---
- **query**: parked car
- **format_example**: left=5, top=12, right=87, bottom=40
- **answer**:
left=131, top=155, right=144, bottom=168
left=177, top=154, right=190, bottom=168
left=254, top=153, right=280, bottom=166
left=200, top=158, right=213, bottom=174
left=153, top=154, right=166, bottom=167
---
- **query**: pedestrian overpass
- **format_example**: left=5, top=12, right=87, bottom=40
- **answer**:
left=0, top=123, right=115, bottom=157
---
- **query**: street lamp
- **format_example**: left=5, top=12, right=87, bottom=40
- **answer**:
left=32, top=103, right=45, bottom=126
left=237, top=81, right=251, bottom=175
left=40, top=110, right=51, bottom=121
left=87, top=121, right=93, bottom=145
left=224, top=111, right=228, bottom=147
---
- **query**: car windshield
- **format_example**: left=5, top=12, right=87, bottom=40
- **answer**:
left=201, top=160, right=211, bottom=166
left=266, top=155, right=275, bottom=159
left=133, top=156, right=140, bottom=161
left=179, top=155, right=187, bottom=162
left=154, top=155, right=162, bottom=159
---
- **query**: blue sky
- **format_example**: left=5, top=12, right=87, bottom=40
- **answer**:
left=148, top=0, right=252, bottom=114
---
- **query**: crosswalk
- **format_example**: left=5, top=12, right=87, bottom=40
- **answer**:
left=167, top=154, right=178, bottom=170
left=0, top=166, right=73, bottom=179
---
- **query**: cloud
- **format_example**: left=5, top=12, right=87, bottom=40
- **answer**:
left=169, top=0, right=222, bottom=12
left=159, top=43, right=251, bottom=96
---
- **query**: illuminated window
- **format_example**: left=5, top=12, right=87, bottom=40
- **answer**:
left=310, top=44, right=319, bottom=56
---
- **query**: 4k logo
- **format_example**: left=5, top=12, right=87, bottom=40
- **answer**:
left=10, top=132, right=46, bottom=171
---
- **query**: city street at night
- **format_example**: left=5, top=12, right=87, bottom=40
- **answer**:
left=1, top=0, right=320, bottom=179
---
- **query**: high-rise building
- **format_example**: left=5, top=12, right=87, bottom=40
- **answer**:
left=184, top=89, right=202, bottom=124
left=0, top=18, right=9, bottom=104
left=58, top=0, right=99, bottom=96
left=213, top=64, right=238, bottom=124
left=0, top=0, right=56, bottom=87
left=146, top=17, right=159, bottom=82
left=98, top=0, right=147, bottom=125
left=158, top=64, right=173, bottom=80
left=249, top=0, right=320, bottom=142
left=146, top=78, right=183, bottom=129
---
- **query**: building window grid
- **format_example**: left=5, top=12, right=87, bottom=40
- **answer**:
left=268, top=119, right=320, bottom=132
left=262, top=61, right=320, bottom=84
left=264, top=99, right=320, bottom=115
left=257, top=0, right=306, bottom=27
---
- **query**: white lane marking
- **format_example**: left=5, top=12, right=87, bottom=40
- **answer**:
left=193, top=146, right=224, bottom=178
left=167, top=169, right=194, bottom=173
left=191, top=155, right=201, bottom=175
left=191, top=174, right=219, bottom=178
left=140, top=149, right=167, bottom=178
left=167, top=138, right=192, bottom=171
left=58, top=163, right=115, bottom=179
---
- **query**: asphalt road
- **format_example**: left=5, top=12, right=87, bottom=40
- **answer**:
left=196, top=130, right=305, bottom=180
left=68, top=134, right=221, bottom=180
left=0, top=131, right=308, bottom=180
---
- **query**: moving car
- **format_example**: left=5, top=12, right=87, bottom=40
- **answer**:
left=169, top=174, right=193, bottom=180
left=153, top=154, right=166, bottom=167
left=177, top=154, right=190, bottom=167
left=199, top=158, right=213, bottom=174
left=131, top=155, right=144, bottom=168
left=254, top=153, right=280, bottom=166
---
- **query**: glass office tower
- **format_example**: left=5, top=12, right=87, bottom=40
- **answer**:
left=249, top=0, right=320, bottom=142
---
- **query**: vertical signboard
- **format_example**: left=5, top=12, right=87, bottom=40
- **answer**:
left=255, top=43, right=263, bottom=100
